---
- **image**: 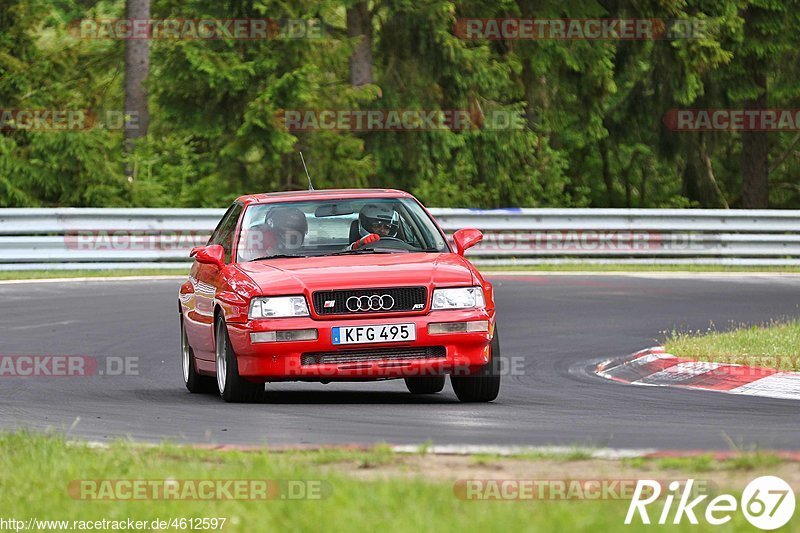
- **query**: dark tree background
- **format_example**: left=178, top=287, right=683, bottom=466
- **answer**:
left=1, top=0, right=799, bottom=208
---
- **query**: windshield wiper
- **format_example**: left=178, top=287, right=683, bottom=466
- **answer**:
left=249, top=254, right=306, bottom=261
left=330, top=248, right=396, bottom=256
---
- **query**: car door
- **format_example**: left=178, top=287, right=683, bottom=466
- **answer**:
left=188, top=202, right=243, bottom=360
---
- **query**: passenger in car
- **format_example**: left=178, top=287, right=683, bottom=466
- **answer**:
left=238, top=207, right=308, bottom=261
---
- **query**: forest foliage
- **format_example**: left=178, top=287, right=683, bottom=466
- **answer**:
left=1, top=0, right=799, bottom=209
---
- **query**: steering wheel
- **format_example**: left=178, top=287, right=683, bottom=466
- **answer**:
left=371, top=236, right=416, bottom=251
left=348, top=234, right=417, bottom=251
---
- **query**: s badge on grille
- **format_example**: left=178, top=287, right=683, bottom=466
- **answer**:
left=324, top=300, right=336, bottom=308
left=413, top=303, right=424, bottom=310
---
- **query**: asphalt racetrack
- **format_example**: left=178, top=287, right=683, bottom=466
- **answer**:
left=1, top=274, right=799, bottom=449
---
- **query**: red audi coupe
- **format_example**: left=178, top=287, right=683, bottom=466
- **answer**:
left=178, top=189, right=500, bottom=403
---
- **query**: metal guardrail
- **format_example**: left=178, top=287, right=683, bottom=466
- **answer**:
left=1, top=208, right=800, bottom=270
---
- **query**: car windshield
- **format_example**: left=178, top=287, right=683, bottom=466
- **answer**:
left=236, top=197, right=449, bottom=262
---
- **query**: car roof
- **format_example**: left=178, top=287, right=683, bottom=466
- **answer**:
left=236, top=188, right=415, bottom=206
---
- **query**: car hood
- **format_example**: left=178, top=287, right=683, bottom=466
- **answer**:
left=236, top=253, right=475, bottom=295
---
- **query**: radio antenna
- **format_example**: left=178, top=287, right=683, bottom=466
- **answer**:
left=300, top=152, right=314, bottom=191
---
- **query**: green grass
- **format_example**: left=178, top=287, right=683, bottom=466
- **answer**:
left=0, top=432, right=765, bottom=532
left=665, top=321, right=800, bottom=371
left=624, top=453, right=783, bottom=473
left=468, top=448, right=593, bottom=466
left=299, top=444, right=396, bottom=468
left=0, top=268, right=185, bottom=280
left=516, top=448, right=595, bottom=462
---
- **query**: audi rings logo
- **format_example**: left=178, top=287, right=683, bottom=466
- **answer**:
left=346, top=294, right=395, bottom=312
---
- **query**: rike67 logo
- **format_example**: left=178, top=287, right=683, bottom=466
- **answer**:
left=626, top=476, right=795, bottom=530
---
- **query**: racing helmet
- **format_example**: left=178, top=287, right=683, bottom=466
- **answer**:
left=358, top=203, right=400, bottom=238
left=265, top=206, right=308, bottom=248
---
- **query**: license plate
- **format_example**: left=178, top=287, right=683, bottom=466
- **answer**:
left=332, top=324, right=416, bottom=345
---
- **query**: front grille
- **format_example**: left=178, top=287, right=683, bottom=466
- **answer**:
left=301, top=346, right=446, bottom=366
left=312, top=287, right=427, bottom=315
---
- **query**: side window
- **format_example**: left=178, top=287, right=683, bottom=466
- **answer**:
left=209, top=203, right=243, bottom=263
left=208, top=205, right=236, bottom=245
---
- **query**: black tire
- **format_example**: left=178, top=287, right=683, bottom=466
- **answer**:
left=405, top=376, right=446, bottom=394
left=451, top=329, right=501, bottom=403
left=182, top=317, right=216, bottom=393
left=215, top=316, right=265, bottom=403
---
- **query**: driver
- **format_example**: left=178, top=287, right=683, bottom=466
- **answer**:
left=358, top=203, right=400, bottom=239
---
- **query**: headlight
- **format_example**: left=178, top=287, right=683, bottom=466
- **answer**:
left=431, top=287, right=485, bottom=310
left=249, top=296, right=309, bottom=319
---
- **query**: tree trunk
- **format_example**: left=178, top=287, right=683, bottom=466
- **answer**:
left=622, top=152, right=639, bottom=208
left=346, top=2, right=373, bottom=86
left=521, top=58, right=537, bottom=131
left=741, top=78, right=769, bottom=208
left=740, top=4, right=769, bottom=208
left=599, top=138, right=614, bottom=206
left=701, top=143, right=729, bottom=209
left=638, top=158, right=649, bottom=207
left=123, top=0, right=150, bottom=177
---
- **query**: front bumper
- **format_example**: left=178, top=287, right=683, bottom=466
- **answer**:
left=226, top=309, right=495, bottom=380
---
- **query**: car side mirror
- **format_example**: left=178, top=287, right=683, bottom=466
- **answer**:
left=452, top=228, right=483, bottom=256
left=192, top=244, right=225, bottom=269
